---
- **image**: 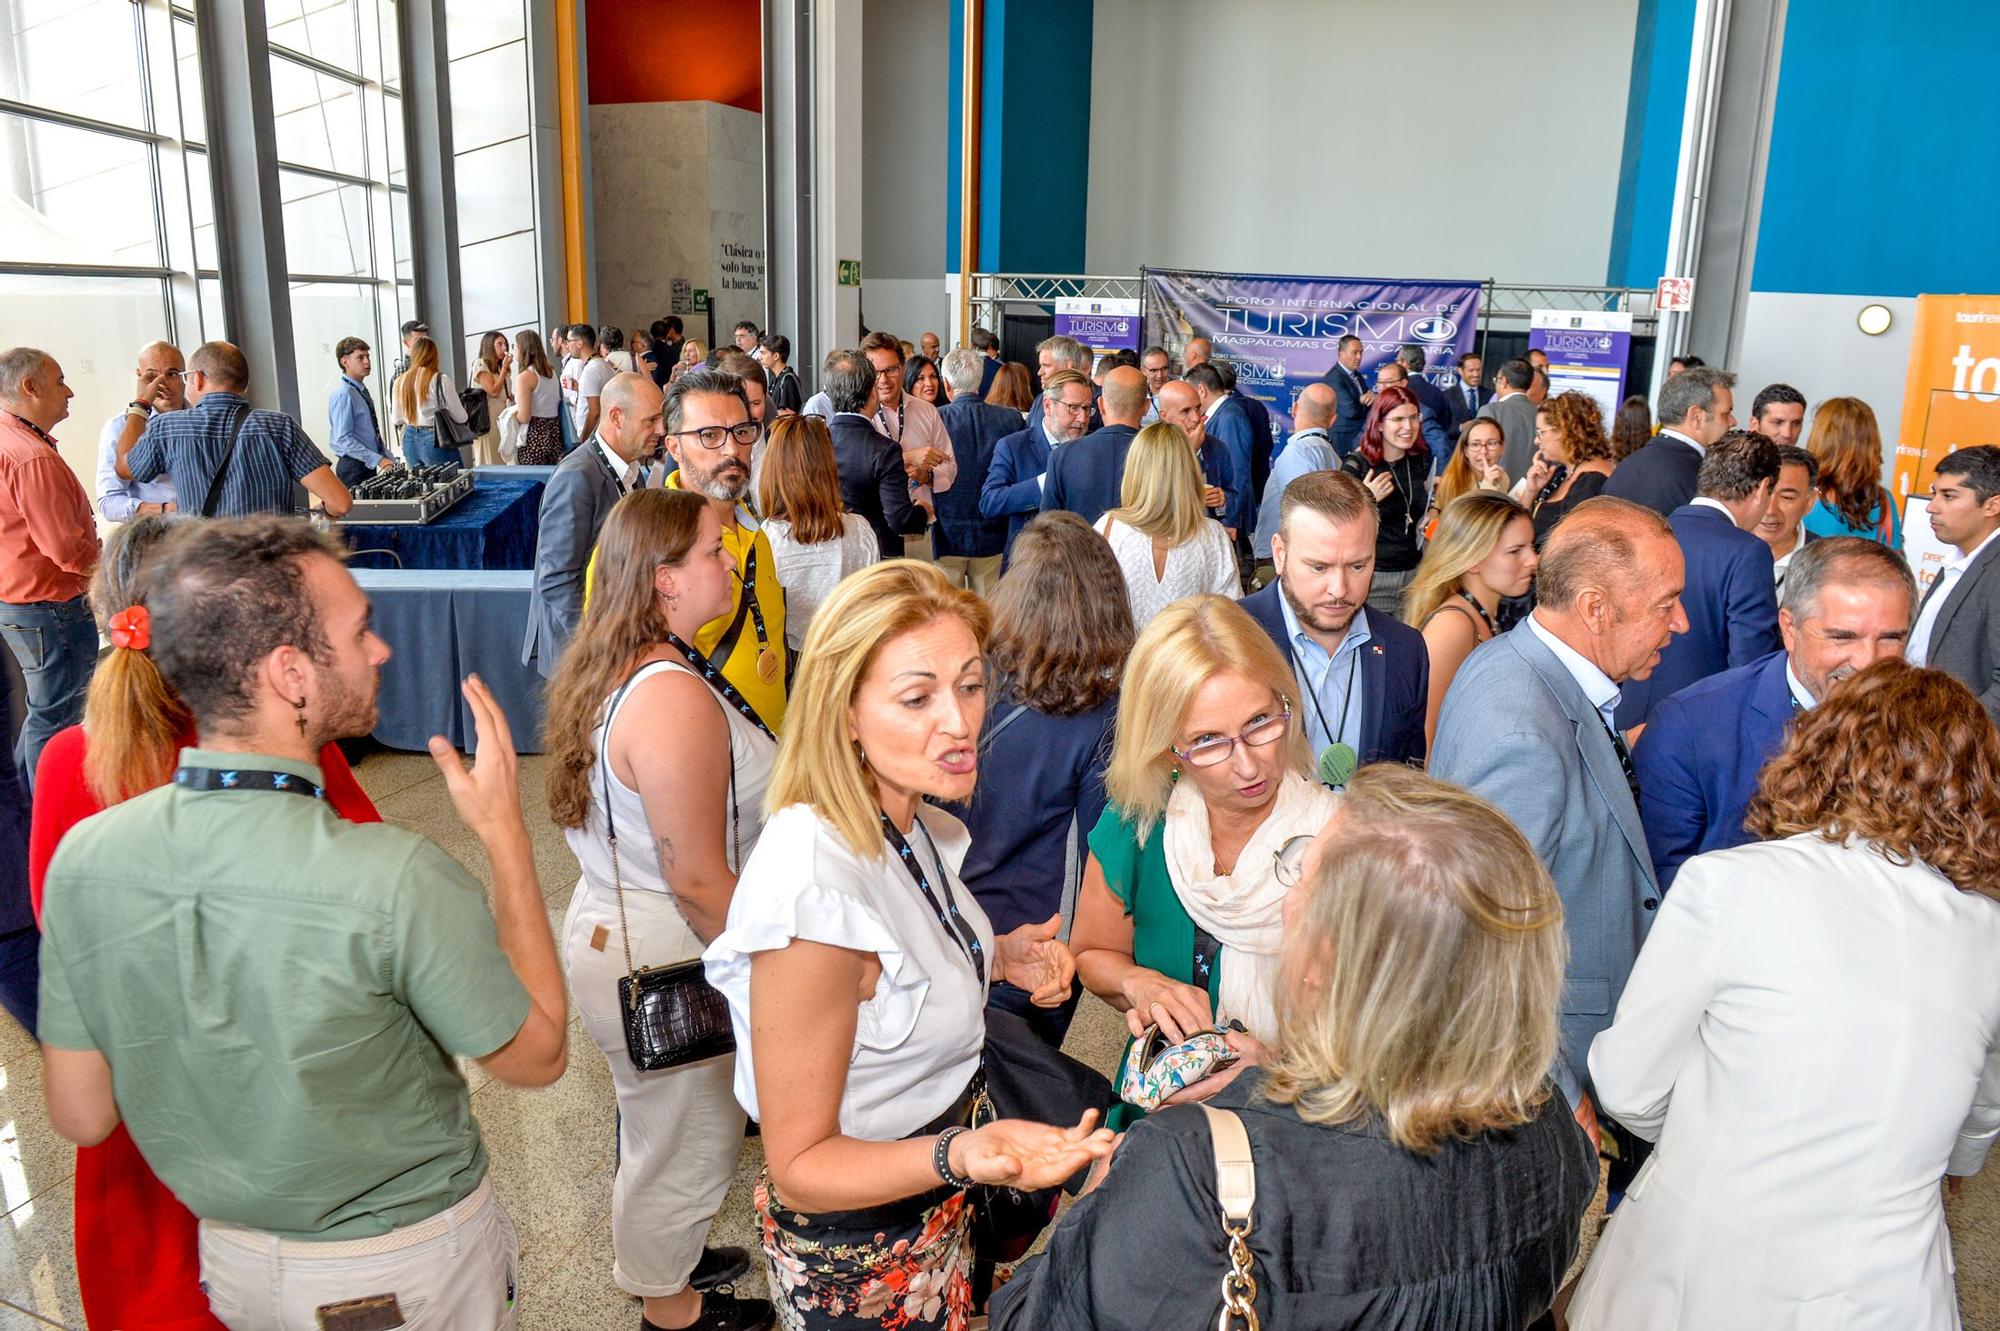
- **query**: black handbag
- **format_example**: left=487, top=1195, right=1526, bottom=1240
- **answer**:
left=602, top=669, right=739, bottom=1072
left=460, top=382, right=492, bottom=435
left=433, top=376, right=477, bottom=450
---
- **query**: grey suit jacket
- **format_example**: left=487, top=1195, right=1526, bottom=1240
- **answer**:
left=1917, top=536, right=2000, bottom=727
left=1429, top=624, right=1661, bottom=1097
left=522, top=440, right=624, bottom=677
left=1477, top=391, right=1541, bottom=479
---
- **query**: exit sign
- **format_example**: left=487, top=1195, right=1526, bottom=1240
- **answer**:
left=838, top=259, right=862, bottom=287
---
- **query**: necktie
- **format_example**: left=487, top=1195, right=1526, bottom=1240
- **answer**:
left=356, top=383, right=383, bottom=449
left=1601, top=716, right=1640, bottom=806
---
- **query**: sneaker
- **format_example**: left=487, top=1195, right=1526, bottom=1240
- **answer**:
left=689, top=1244, right=753, bottom=1291
left=641, top=1292, right=776, bottom=1331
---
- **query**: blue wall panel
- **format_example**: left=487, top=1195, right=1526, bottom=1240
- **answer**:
left=1608, top=0, right=1694, bottom=288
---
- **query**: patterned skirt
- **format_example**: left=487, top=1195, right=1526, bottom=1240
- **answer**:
left=757, top=1173, right=973, bottom=1331
left=516, top=414, right=563, bottom=466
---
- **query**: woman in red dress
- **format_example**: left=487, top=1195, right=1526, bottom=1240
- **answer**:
left=27, top=515, right=381, bottom=1331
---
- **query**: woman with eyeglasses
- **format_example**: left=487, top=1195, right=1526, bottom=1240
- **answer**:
left=1070, top=594, right=1338, bottom=1127
left=1523, top=390, right=1614, bottom=548
left=1422, top=416, right=1510, bottom=539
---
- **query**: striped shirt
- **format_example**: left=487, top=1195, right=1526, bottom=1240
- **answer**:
left=127, top=392, right=329, bottom=518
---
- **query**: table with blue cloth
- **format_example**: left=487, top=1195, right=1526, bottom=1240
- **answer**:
left=352, top=568, right=545, bottom=753
left=341, top=466, right=554, bottom=571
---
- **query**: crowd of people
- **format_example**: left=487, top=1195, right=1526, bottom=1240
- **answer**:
left=2, top=312, right=1999, bottom=1331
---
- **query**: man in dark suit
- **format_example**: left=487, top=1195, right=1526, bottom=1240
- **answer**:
left=1440, top=350, right=1488, bottom=437
left=1319, top=334, right=1373, bottom=456
left=1475, top=358, right=1540, bottom=479
left=1908, top=445, right=2000, bottom=726
left=981, top=368, right=1093, bottom=561
left=523, top=371, right=665, bottom=676
left=1614, top=430, right=1782, bottom=730
left=1395, top=344, right=1455, bottom=458
left=1157, top=379, right=1242, bottom=538
left=1187, top=363, right=1258, bottom=541
left=1223, top=363, right=1275, bottom=496
left=1238, top=470, right=1429, bottom=771
left=1039, top=365, right=1146, bottom=527
left=825, top=348, right=929, bottom=558
left=971, top=326, right=1003, bottom=396
left=1024, top=334, right=1098, bottom=437
left=934, top=348, right=1023, bottom=593
left=1634, top=538, right=1915, bottom=890
left=1603, top=365, right=1737, bottom=517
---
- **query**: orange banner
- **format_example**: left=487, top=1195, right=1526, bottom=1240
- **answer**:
left=1894, top=294, right=2000, bottom=501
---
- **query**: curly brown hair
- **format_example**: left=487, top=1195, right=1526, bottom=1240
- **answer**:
left=1541, top=390, right=1611, bottom=465
left=1745, top=659, right=2000, bottom=898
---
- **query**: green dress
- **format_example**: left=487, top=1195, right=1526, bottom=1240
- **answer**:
left=1088, top=804, right=1224, bottom=1130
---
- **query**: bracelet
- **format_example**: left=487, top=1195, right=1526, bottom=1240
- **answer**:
left=933, top=1126, right=976, bottom=1190
left=126, top=402, right=150, bottom=416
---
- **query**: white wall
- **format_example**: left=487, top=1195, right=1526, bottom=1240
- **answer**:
left=1085, top=0, right=1640, bottom=286
left=1735, top=290, right=1916, bottom=491
left=860, top=0, right=949, bottom=343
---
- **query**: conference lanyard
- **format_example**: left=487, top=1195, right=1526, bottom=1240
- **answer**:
left=662, top=630, right=777, bottom=743
left=1297, top=647, right=1360, bottom=755
left=881, top=813, right=986, bottom=987
left=174, top=767, right=327, bottom=801
left=876, top=401, right=904, bottom=443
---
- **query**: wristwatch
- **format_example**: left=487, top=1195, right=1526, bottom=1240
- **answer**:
left=126, top=401, right=152, bottom=417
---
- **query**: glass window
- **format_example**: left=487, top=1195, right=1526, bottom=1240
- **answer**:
left=445, top=0, right=526, bottom=58
left=200, top=276, right=227, bottom=343
left=460, top=231, right=538, bottom=336
left=186, top=149, right=218, bottom=272
left=0, top=0, right=146, bottom=129
left=446, top=40, right=529, bottom=154
left=453, top=137, right=533, bottom=246
left=269, top=55, right=367, bottom=177
left=267, top=0, right=360, bottom=74
left=0, top=114, right=161, bottom=266
left=290, top=280, right=379, bottom=449
left=279, top=171, right=371, bottom=277
left=173, top=17, right=206, bottom=144
left=389, top=187, right=412, bottom=281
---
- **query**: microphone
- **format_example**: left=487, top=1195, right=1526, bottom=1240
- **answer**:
left=1316, top=742, right=1357, bottom=790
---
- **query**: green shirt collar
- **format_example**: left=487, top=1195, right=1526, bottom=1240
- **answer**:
left=178, top=747, right=326, bottom=789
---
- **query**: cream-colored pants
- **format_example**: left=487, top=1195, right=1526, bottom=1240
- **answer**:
left=936, top=553, right=1003, bottom=598
left=562, top=876, right=746, bottom=1298
left=197, top=1177, right=517, bottom=1330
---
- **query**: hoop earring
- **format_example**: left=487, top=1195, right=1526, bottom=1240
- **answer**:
left=291, top=695, right=308, bottom=740
left=853, top=740, right=869, bottom=770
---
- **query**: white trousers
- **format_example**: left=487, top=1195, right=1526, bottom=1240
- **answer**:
left=562, top=876, right=746, bottom=1298
left=197, top=1177, right=517, bottom=1330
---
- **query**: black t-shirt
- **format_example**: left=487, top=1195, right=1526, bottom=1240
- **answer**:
left=1339, top=451, right=1426, bottom=572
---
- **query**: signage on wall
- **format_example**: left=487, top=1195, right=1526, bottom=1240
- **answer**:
left=1528, top=309, right=1633, bottom=423
left=1894, top=294, right=2000, bottom=501
left=1054, top=298, right=1141, bottom=352
left=693, top=289, right=710, bottom=313
left=838, top=259, right=863, bottom=287
left=671, top=277, right=692, bottom=315
left=1654, top=277, right=1695, bottom=311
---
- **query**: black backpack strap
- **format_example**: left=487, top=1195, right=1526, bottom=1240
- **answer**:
left=199, top=405, right=253, bottom=518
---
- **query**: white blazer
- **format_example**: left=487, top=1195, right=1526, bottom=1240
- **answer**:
left=1571, top=832, right=2000, bottom=1331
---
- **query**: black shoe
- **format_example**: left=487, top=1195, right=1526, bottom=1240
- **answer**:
left=641, top=1292, right=776, bottom=1331
left=689, top=1244, right=753, bottom=1292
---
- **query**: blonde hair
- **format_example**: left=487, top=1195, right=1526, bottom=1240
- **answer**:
left=767, top=560, right=991, bottom=856
left=1401, top=492, right=1531, bottom=626
left=1104, top=595, right=1309, bottom=837
left=1107, top=422, right=1209, bottom=546
left=394, top=335, right=440, bottom=425
left=1260, top=765, right=1567, bottom=1152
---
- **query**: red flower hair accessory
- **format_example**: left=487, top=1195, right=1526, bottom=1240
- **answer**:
left=108, top=605, right=152, bottom=652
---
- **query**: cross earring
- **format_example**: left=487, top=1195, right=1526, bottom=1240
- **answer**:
left=291, top=696, right=308, bottom=739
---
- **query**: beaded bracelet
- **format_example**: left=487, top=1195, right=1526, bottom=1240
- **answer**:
left=933, top=1126, right=977, bottom=1190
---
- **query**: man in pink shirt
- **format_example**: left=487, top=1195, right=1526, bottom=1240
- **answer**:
left=0, top=348, right=101, bottom=793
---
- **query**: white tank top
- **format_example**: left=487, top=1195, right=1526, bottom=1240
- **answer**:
left=565, top=660, right=776, bottom=895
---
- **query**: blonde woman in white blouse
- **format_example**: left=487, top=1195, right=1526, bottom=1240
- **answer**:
left=755, top=415, right=879, bottom=650
left=1097, top=421, right=1240, bottom=629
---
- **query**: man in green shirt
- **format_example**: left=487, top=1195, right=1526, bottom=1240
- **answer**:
left=38, top=518, right=567, bottom=1324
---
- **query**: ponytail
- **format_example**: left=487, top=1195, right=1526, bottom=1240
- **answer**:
left=81, top=645, right=192, bottom=806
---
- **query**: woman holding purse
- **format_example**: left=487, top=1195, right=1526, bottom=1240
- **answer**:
left=703, top=560, right=1115, bottom=1331
left=545, top=488, right=777, bottom=1331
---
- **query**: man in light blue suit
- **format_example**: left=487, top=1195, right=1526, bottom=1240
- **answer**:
left=1430, top=496, right=1687, bottom=1106
left=1632, top=537, right=1914, bottom=891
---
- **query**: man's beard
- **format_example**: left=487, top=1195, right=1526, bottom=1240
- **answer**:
left=311, top=661, right=378, bottom=747
left=1278, top=567, right=1360, bottom=637
left=688, top=457, right=750, bottom=502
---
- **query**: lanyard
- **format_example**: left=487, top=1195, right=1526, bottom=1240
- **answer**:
left=174, top=766, right=327, bottom=800
left=1297, top=644, right=1360, bottom=754
left=881, top=813, right=985, bottom=987
left=876, top=400, right=904, bottom=443
left=1458, top=589, right=1498, bottom=637
left=663, top=631, right=777, bottom=742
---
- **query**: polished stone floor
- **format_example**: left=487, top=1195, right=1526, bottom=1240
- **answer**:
left=0, top=749, right=1996, bottom=1328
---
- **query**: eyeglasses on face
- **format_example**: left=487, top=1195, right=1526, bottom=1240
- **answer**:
left=1171, top=705, right=1292, bottom=768
left=669, top=422, right=762, bottom=449
left=1272, top=834, right=1314, bottom=888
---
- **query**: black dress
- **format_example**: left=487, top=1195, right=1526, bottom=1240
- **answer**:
left=1531, top=468, right=1609, bottom=547
left=1338, top=451, right=1425, bottom=573
left=990, top=1070, right=1595, bottom=1331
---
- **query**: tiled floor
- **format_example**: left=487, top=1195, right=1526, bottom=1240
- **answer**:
left=2, top=748, right=1998, bottom=1327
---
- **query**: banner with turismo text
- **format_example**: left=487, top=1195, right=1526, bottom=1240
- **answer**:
left=1142, top=267, right=1483, bottom=442
left=1529, top=309, right=1632, bottom=424
left=1894, top=294, right=2000, bottom=505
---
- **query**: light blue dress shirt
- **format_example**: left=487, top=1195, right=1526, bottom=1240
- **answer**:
left=1280, top=595, right=1371, bottom=756
left=1253, top=428, right=1337, bottom=559
left=328, top=374, right=389, bottom=468
left=97, top=410, right=179, bottom=520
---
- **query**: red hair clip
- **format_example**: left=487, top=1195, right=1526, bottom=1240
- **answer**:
left=108, top=605, right=151, bottom=652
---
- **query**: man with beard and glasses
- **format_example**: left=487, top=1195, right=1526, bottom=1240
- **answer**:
left=981, top=367, right=1095, bottom=563
left=38, top=517, right=567, bottom=1321
left=524, top=372, right=667, bottom=677
left=662, top=367, right=791, bottom=730
left=1238, top=469, right=1430, bottom=776
left=1634, top=537, right=1915, bottom=891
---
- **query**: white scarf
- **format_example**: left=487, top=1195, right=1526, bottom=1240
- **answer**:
left=1163, top=773, right=1339, bottom=1041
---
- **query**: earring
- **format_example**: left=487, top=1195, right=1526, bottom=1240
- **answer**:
left=853, top=740, right=869, bottom=770
left=291, top=695, right=308, bottom=739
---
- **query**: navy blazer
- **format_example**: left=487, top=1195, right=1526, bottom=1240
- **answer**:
left=1238, top=582, right=1429, bottom=769
left=981, top=424, right=1054, bottom=560
left=1039, top=423, right=1137, bottom=527
left=979, top=355, right=1002, bottom=397
left=1440, top=377, right=1489, bottom=436
left=1632, top=649, right=1795, bottom=892
left=1321, top=362, right=1369, bottom=455
left=1204, top=397, right=1257, bottom=536
left=1614, top=503, right=1780, bottom=729
left=830, top=412, right=926, bottom=559
left=1602, top=431, right=1704, bottom=517
left=1233, top=389, right=1276, bottom=502
left=934, top=393, right=1020, bottom=559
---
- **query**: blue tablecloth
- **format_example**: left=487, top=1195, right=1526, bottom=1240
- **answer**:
left=353, top=568, right=544, bottom=753
left=342, top=468, right=548, bottom=571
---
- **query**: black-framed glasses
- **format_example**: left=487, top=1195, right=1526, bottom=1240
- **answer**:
left=1171, top=705, right=1291, bottom=769
left=668, top=422, right=762, bottom=449
left=1273, top=834, right=1313, bottom=889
